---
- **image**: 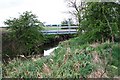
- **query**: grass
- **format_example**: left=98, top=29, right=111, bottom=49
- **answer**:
left=2, top=37, right=120, bottom=78
left=95, top=42, right=120, bottom=77
left=43, top=27, right=60, bottom=30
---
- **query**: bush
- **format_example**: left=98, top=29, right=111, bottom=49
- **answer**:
left=3, top=11, right=44, bottom=58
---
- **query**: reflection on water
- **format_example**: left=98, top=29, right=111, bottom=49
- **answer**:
left=44, top=47, right=58, bottom=56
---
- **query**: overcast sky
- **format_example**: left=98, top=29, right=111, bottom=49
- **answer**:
left=0, top=0, right=70, bottom=26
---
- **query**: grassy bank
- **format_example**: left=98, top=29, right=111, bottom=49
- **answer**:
left=2, top=37, right=120, bottom=78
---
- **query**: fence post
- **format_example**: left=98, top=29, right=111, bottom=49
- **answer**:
left=68, top=19, right=70, bottom=34
left=57, top=24, right=59, bottom=34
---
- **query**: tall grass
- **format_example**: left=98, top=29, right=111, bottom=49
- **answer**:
left=95, top=42, right=120, bottom=77
left=2, top=37, right=120, bottom=78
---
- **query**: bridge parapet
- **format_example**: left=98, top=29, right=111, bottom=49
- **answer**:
left=42, top=26, right=78, bottom=35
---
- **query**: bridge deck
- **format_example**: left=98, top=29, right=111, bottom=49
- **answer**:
left=41, top=29, right=78, bottom=34
left=42, top=26, right=78, bottom=34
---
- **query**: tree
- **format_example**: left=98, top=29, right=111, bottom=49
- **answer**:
left=65, top=0, right=86, bottom=33
left=80, top=2, right=120, bottom=43
left=61, top=19, right=68, bottom=26
left=61, top=18, right=74, bottom=26
left=4, top=11, right=44, bottom=56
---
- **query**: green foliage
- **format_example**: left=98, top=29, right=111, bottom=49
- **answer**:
left=2, top=2, right=120, bottom=78
left=2, top=37, right=120, bottom=78
left=61, top=18, right=75, bottom=26
left=3, top=39, right=95, bottom=78
left=3, top=11, right=44, bottom=56
left=95, top=42, right=120, bottom=77
left=79, top=2, right=120, bottom=43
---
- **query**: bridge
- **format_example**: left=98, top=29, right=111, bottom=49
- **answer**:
left=41, top=26, right=78, bottom=35
left=0, top=26, right=79, bottom=34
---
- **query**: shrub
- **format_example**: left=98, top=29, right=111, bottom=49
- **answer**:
left=3, top=11, right=44, bottom=57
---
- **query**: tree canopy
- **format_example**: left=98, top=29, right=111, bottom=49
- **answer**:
left=61, top=18, right=75, bottom=26
left=79, top=2, right=120, bottom=43
left=3, top=11, right=44, bottom=56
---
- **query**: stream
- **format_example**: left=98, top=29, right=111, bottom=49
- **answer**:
left=42, top=34, right=75, bottom=56
left=2, top=34, right=75, bottom=63
left=42, top=39, right=59, bottom=56
left=44, top=46, right=58, bottom=56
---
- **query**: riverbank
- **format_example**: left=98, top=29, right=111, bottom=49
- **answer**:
left=2, top=37, right=120, bottom=78
left=2, top=32, right=76, bottom=63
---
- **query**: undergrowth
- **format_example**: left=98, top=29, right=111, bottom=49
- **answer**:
left=95, top=42, right=120, bottom=77
left=2, top=37, right=120, bottom=78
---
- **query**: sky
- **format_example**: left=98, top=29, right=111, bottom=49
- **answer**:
left=0, top=0, right=70, bottom=26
